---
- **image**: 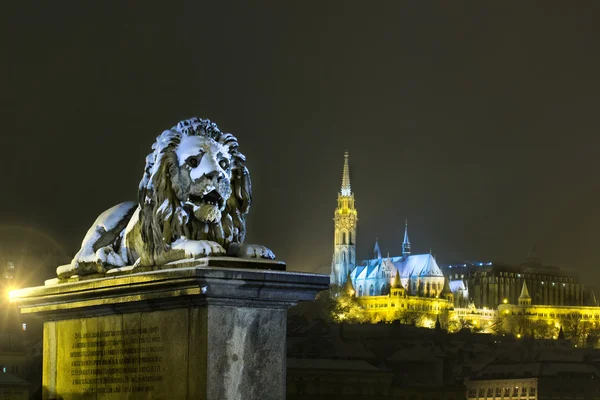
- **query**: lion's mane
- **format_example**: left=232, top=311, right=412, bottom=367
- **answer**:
left=138, top=118, right=251, bottom=264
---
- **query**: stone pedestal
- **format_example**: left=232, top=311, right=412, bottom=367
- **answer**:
left=10, top=260, right=329, bottom=400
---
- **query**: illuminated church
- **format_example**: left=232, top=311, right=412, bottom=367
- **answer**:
left=330, top=153, right=446, bottom=299
left=330, top=153, right=600, bottom=334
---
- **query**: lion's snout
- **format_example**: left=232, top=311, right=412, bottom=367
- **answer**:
left=203, top=169, right=225, bottom=181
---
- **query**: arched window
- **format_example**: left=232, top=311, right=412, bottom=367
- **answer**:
left=369, top=284, right=375, bottom=296
left=342, top=251, right=346, bottom=265
left=342, top=232, right=347, bottom=245
left=381, top=283, right=390, bottom=296
left=358, top=285, right=363, bottom=297
left=349, top=231, right=353, bottom=245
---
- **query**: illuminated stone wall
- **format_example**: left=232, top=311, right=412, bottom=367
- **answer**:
left=357, top=290, right=452, bottom=326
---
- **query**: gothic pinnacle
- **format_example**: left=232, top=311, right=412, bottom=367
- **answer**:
left=341, top=150, right=351, bottom=196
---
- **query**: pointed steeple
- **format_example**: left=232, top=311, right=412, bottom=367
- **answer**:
left=392, top=272, right=404, bottom=289
left=402, top=219, right=411, bottom=257
left=340, top=150, right=351, bottom=196
left=342, top=272, right=355, bottom=296
left=373, top=238, right=382, bottom=259
left=519, top=280, right=531, bottom=306
left=558, top=326, right=565, bottom=340
left=440, top=277, right=454, bottom=302
left=434, top=314, right=442, bottom=331
left=441, top=278, right=452, bottom=296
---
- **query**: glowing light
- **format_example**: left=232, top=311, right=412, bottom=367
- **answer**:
left=552, top=336, right=557, bottom=339
left=516, top=334, right=522, bottom=339
left=503, top=299, right=508, bottom=304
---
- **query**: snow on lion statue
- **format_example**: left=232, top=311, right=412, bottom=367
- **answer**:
left=57, top=117, right=275, bottom=279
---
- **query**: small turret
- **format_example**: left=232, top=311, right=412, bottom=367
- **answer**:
left=518, top=280, right=532, bottom=306
left=342, top=272, right=355, bottom=297
left=440, top=278, right=454, bottom=303
left=392, top=272, right=403, bottom=289
left=558, top=326, right=565, bottom=340
left=391, top=272, right=405, bottom=297
left=373, top=238, right=382, bottom=259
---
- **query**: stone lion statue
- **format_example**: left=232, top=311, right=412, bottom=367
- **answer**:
left=57, top=117, right=275, bottom=279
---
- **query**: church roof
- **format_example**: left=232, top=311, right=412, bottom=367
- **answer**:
left=418, top=255, right=441, bottom=277
left=353, top=253, right=444, bottom=282
left=519, top=280, right=531, bottom=300
left=449, top=279, right=466, bottom=292
left=393, top=254, right=444, bottom=278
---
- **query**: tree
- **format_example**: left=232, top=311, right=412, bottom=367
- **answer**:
left=560, top=313, right=583, bottom=345
left=315, top=285, right=367, bottom=324
left=394, top=308, right=423, bottom=325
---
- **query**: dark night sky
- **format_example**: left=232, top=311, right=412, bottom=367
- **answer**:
left=2, top=2, right=600, bottom=283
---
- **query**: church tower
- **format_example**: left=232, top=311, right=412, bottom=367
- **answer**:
left=402, top=219, right=411, bottom=257
left=331, top=151, right=358, bottom=286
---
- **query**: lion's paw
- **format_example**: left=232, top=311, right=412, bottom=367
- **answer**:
left=171, top=238, right=226, bottom=258
left=95, top=246, right=126, bottom=268
left=227, top=243, right=276, bottom=260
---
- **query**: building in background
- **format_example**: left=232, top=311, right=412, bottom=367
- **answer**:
left=444, top=247, right=590, bottom=310
left=466, top=359, right=600, bottom=400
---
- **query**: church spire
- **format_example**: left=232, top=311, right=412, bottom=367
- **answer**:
left=402, top=219, right=411, bottom=257
left=340, top=150, right=351, bottom=196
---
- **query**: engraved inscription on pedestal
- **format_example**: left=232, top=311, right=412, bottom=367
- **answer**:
left=69, top=326, right=164, bottom=395
left=52, top=309, right=189, bottom=399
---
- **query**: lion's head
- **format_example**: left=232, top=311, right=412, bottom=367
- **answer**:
left=138, top=117, right=251, bottom=263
